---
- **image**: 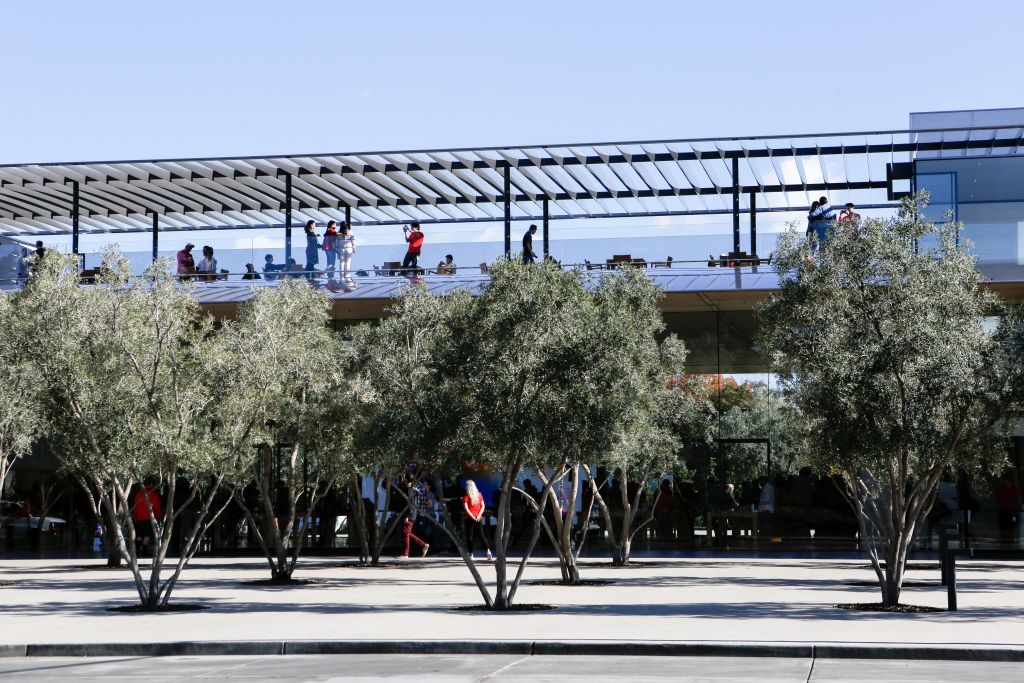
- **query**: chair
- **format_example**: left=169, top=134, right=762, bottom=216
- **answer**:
left=217, top=269, right=229, bottom=281
left=383, top=261, right=401, bottom=276
left=479, top=262, right=489, bottom=274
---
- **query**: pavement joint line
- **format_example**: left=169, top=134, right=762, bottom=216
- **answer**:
left=5, top=641, right=1024, bottom=661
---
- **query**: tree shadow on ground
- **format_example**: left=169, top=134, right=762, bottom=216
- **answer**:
left=549, top=601, right=1024, bottom=622
left=2, top=597, right=1022, bottom=623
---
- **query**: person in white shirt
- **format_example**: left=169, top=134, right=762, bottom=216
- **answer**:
left=336, top=224, right=356, bottom=283
left=196, top=245, right=218, bottom=281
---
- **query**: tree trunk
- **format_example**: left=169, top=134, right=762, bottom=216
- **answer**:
left=615, top=537, right=632, bottom=566
left=348, top=474, right=371, bottom=563
left=493, top=465, right=514, bottom=609
left=106, top=543, right=123, bottom=568
left=538, top=464, right=581, bottom=584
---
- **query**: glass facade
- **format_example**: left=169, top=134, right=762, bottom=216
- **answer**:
left=915, top=156, right=1024, bottom=280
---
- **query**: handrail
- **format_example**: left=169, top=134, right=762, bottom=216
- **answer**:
left=0, top=258, right=779, bottom=287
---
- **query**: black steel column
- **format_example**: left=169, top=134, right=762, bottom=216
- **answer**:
left=284, top=174, right=293, bottom=264
left=503, top=165, right=511, bottom=258
left=749, top=191, right=757, bottom=257
left=344, top=204, right=351, bottom=228
left=731, top=157, right=740, bottom=256
left=71, top=180, right=80, bottom=257
left=542, top=198, right=549, bottom=257
left=152, top=213, right=159, bottom=262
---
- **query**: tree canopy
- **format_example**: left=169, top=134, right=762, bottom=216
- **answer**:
left=759, top=195, right=1024, bottom=606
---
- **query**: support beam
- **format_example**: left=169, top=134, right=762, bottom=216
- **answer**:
left=284, top=174, right=293, bottom=264
left=749, top=191, right=757, bottom=257
left=152, top=213, right=159, bottom=262
left=731, top=157, right=740, bottom=256
left=71, top=180, right=80, bottom=257
left=503, top=165, right=511, bottom=258
left=344, top=203, right=351, bottom=228
left=542, top=198, right=549, bottom=257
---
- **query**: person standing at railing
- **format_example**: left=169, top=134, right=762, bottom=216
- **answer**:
left=241, top=263, right=261, bottom=280
left=17, top=247, right=32, bottom=283
left=322, top=221, right=339, bottom=276
left=337, top=223, right=356, bottom=284
left=837, top=202, right=861, bottom=235
left=402, top=223, right=424, bottom=275
left=196, top=245, right=218, bottom=282
left=808, top=196, right=835, bottom=249
left=303, top=220, right=320, bottom=279
left=522, top=224, right=538, bottom=264
left=176, top=243, right=196, bottom=279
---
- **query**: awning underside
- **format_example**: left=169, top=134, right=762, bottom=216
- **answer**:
left=1, top=126, right=1021, bottom=236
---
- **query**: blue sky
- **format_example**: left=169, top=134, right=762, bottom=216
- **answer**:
left=3, top=1, right=1022, bottom=266
left=4, top=1, right=1022, bottom=164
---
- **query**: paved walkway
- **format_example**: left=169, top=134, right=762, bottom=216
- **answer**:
left=0, top=557, right=1021, bottom=648
left=1, top=655, right=1022, bottom=682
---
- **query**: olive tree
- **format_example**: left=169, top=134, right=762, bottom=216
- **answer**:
left=215, top=279, right=355, bottom=583
left=355, top=259, right=668, bottom=607
left=350, top=285, right=477, bottom=569
left=12, top=250, right=237, bottom=609
left=536, top=268, right=708, bottom=578
left=0, top=291, right=39, bottom=509
left=759, top=196, right=1024, bottom=607
left=586, top=366, right=710, bottom=566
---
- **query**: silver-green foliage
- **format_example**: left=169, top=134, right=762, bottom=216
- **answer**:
left=759, top=195, right=1024, bottom=606
left=354, top=259, right=689, bottom=606
left=12, top=249, right=234, bottom=608
left=716, top=382, right=804, bottom=480
left=0, top=290, right=40, bottom=507
left=574, top=268, right=713, bottom=566
left=214, top=279, right=355, bottom=581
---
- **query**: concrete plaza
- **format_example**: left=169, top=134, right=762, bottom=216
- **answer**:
left=0, top=556, right=1022, bottom=651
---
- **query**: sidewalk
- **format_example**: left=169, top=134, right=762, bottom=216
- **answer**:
left=0, top=557, right=1021, bottom=652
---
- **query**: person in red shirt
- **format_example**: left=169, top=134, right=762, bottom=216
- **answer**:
left=401, top=223, right=424, bottom=275
left=176, top=243, right=195, bottom=279
left=322, top=221, right=339, bottom=277
left=462, top=479, right=491, bottom=560
left=132, top=477, right=163, bottom=557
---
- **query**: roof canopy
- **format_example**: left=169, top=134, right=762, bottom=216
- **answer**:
left=1, top=125, right=1022, bottom=237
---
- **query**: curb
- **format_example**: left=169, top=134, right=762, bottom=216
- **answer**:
left=4, top=640, right=1024, bottom=662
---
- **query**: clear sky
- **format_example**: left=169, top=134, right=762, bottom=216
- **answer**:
left=4, top=0, right=1022, bottom=165
left=3, top=1, right=1022, bottom=270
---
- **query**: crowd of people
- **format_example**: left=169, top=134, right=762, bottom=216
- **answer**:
left=165, top=218, right=558, bottom=285
left=11, top=197, right=864, bottom=289
left=6, top=463, right=1021, bottom=558
left=172, top=220, right=424, bottom=285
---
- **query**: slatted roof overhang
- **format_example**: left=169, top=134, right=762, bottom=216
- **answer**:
left=1, top=124, right=1022, bottom=237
